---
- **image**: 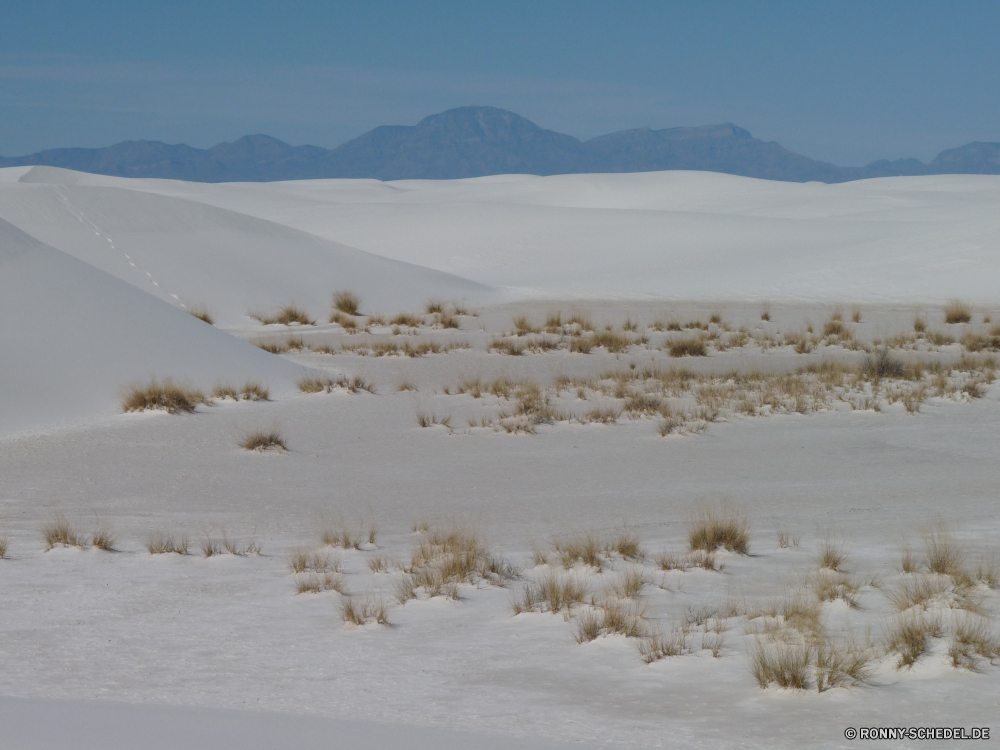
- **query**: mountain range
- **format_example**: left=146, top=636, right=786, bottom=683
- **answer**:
left=2, top=106, right=999, bottom=183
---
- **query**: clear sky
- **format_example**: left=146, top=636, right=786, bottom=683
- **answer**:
left=2, top=0, right=998, bottom=165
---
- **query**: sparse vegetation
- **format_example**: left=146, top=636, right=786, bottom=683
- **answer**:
left=885, top=611, right=942, bottom=668
left=145, top=530, right=189, bottom=555
left=212, top=381, right=269, bottom=401
left=298, top=374, right=375, bottom=394
left=121, top=380, right=207, bottom=414
left=240, top=429, right=287, bottom=451
left=332, top=290, right=361, bottom=316
left=341, top=597, right=390, bottom=626
left=689, top=505, right=749, bottom=554
left=667, top=337, right=707, bottom=357
left=944, top=300, right=972, bottom=325
left=186, top=305, right=214, bottom=324
left=250, top=304, right=315, bottom=326
left=43, top=514, right=85, bottom=550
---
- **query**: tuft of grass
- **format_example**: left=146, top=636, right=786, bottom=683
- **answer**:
left=914, top=315, right=927, bottom=333
left=900, top=546, right=917, bottom=573
left=944, top=300, right=972, bottom=325
left=145, top=530, right=189, bottom=555
left=607, top=529, right=644, bottom=560
left=390, top=312, right=423, bottom=327
left=777, top=529, right=799, bottom=549
left=553, top=535, right=603, bottom=571
left=638, top=628, right=689, bottom=662
left=851, top=307, right=862, bottom=323
left=201, top=535, right=222, bottom=557
left=43, top=514, right=85, bottom=550
left=887, top=575, right=951, bottom=611
left=368, top=555, right=391, bottom=573
left=885, top=612, right=942, bottom=668
left=511, top=573, right=588, bottom=615
left=397, top=380, right=417, bottom=392
left=860, top=348, right=905, bottom=383
left=121, top=379, right=207, bottom=414
left=817, top=539, right=847, bottom=571
left=295, top=571, right=346, bottom=594
left=91, top=523, right=116, bottom=552
left=949, top=614, right=1000, bottom=669
left=606, top=567, right=650, bottom=599
left=212, top=381, right=269, bottom=402
left=425, top=300, right=445, bottom=314
left=747, top=638, right=812, bottom=689
left=341, top=597, right=390, bottom=626
left=816, top=637, right=874, bottom=691
left=811, top=570, right=860, bottom=608
left=667, top=337, right=707, bottom=357
left=922, top=525, right=966, bottom=579
left=0, top=532, right=7, bottom=559
left=240, top=429, right=287, bottom=452
left=186, top=305, right=214, bottom=324
left=251, top=305, right=314, bottom=326
left=416, top=412, right=451, bottom=429
left=332, top=290, right=361, bottom=316
left=320, top=523, right=360, bottom=550
left=298, top=374, right=374, bottom=394
left=222, top=532, right=261, bottom=556
left=688, top=504, right=749, bottom=554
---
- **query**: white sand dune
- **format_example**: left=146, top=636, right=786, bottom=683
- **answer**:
left=0, top=217, right=304, bottom=434
left=125, top=169, right=1000, bottom=303
left=0, top=166, right=496, bottom=327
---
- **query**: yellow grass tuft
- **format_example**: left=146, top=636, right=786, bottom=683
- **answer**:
left=667, top=337, right=707, bottom=357
left=240, top=429, right=287, bottom=451
left=553, top=535, right=603, bottom=571
left=121, top=379, right=207, bottom=414
left=42, top=514, right=85, bottom=550
left=885, top=612, right=942, bottom=668
left=747, top=638, right=812, bottom=689
left=511, top=573, right=588, bottom=615
left=944, top=300, right=972, bottom=325
left=688, top=504, right=749, bottom=554
left=212, top=381, right=269, bottom=402
left=90, top=523, right=117, bottom=552
left=0, top=532, right=7, bottom=559
left=949, top=614, right=1000, bottom=669
left=638, top=628, right=690, bottom=662
left=341, top=597, right=390, bottom=626
left=331, top=290, right=361, bottom=316
left=145, top=530, right=189, bottom=555
left=250, top=304, right=314, bottom=326
left=817, top=539, right=846, bottom=571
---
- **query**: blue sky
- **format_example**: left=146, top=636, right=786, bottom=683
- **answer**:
left=2, top=0, right=998, bottom=164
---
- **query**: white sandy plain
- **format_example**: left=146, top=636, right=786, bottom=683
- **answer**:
left=1, top=166, right=1000, bottom=749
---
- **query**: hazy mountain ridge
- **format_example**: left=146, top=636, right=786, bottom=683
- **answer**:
left=2, top=106, right=997, bottom=183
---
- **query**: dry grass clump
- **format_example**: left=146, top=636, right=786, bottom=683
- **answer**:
left=884, top=611, right=942, bottom=668
left=403, top=525, right=517, bottom=600
left=511, top=573, right=588, bottom=615
left=606, top=530, right=644, bottom=560
left=747, top=638, right=812, bottom=689
left=212, top=381, right=269, bottom=402
left=320, top=523, right=361, bottom=550
left=201, top=535, right=222, bottom=557
left=416, top=412, right=451, bottom=429
left=251, top=304, right=314, bottom=326
left=949, top=614, right=1000, bottom=669
left=816, top=638, right=874, bottom=691
left=637, top=627, right=690, bottom=661
left=667, top=337, right=707, bottom=357
left=368, top=555, right=391, bottom=573
left=811, top=570, right=860, bottom=608
left=553, top=535, right=604, bottom=571
left=887, top=574, right=952, bottom=611
left=817, top=539, right=847, bottom=571
left=240, top=429, right=287, bottom=452
left=145, top=530, right=189, bottom=555
left=425, top=300, right=445, bottom=314
left=944, top=300, right=972, bottom=324
left=605, top=567, right=650, bottom=599
left=341, top=597, right=390, bottom=626
left=860, top=349, right=905, bottom=384
left=0, top=532, right=7, bottom=559
left=390, top=312, right=423, bottom=327
left=296, top=571, right=346, bottom=594
left=581, top=600, right=648, bottom=640
left=43, top=514, right=85, bottom=550
left=297, top=374, right=375, bottom=394
left=222, top=532, right=261, bottom=556
left=121, top=379, right=207, bottom=414
left=590, top=330, right=634, bottom=353
left=655, top=550, right=719, bottom=572
left=90, top=523, right=117, bottom=552
left=331, top=290, right=361, bottom=316
left=688, top=505, right=749, bottom=554
left=913, top=315, right=927, bottom=333
left=186, top=305, right=214, bottom=324
left=777, top=529, right=799, bottom=549
left=922, top=525, right=966, bottom=578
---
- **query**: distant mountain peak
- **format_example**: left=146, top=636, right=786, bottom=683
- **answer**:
left=2, top=107, right=999, bottom=183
